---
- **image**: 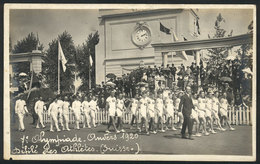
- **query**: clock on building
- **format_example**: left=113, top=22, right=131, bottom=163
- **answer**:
left=131, top=22, right=152, bottom=49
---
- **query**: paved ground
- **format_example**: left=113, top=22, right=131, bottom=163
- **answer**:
left=10, top=116, right=252, bottom=155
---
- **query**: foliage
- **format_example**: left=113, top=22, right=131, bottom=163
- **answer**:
left=42, top=31, right=76, bottom=94
left=12, top=32, right=44, bottom=73
left=75, top=31, right=99, bottom=92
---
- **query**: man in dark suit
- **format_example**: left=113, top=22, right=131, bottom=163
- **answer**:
left=178, top=86, right=194, bottom=140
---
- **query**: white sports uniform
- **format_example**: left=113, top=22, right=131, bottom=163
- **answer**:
left=139, top=98, right=148, bottom=119
left=72, top=100, right=82, bottom=121
left=130, top=98, right=139, bottom=116
left=116, top=99, right=124, bottom=117
left=198, top=98, right=206, bottom=118
left=62, top=101, right=70, bottom=130
left=34, top=100, right=46, bottom=128
left=155, top=98, right=164, bottom=117
left=165, top=98, right=174, bottom=117
left=191, top=99, right=199, bottom=119
left=212, top=97, right=220, bottom=119
left=106, top=96, right=116, bottom=116
left=15, top=99, right=28, bottom=130
left=219, top=98, right=228, bottom=117
left=147, top=98, right=155, bottom=118
left=48, top=101, right=60, bottom=131
left=89, top=100, right=97, bottom=118
left=205, top=98, right=213, bottom=118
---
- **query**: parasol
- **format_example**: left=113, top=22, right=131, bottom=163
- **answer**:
left=242, top=68, right=253, bottom=75
left=106, top=81, right=116, bottom=87
left=137, top=82, right=147, bottom=86
left=220, top=76, right=232, bottom=82
left=19, top=72, right=28, bottom=76
left=106, top=73, right=116, bottom=79
left=225, top=55, right=236, bottom=60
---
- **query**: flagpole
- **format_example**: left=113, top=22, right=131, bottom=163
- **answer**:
left=89, top=54, right=91, bottom=90
left=58, top=40, right=60, bottom=95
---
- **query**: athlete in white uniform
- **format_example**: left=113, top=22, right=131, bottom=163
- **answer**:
left=72, top=96, right=82, bottom=130
left=212, top=91, right=225, bottom=131
left=57, top=97, right=64, bottom=130
left=129, top=94, right=139, bottom=130
left=48, top=98, right=61, bottom=132
left=89, top=95, right=99, bottom=128
left=155, top=93, right=165, bottom=132
left=165, top=93, right=177, bottom=131
left=34, top=96, right=46, bottom=129
left=139, top=92, right=149, bottom=134
left=82, top=96, right=90, bottom=128
left=175, top=92, right=183, bottom=129
left=191, top=94, right=202, bottom=137
left=15, top=98, right=28, bottom=132
left=206, top=92, right=217, bottom=134
left=147, top=93, right=156, bottom=134
left=106, top=90, right=120, bottom=133
left=219, top=93, right=235, bottom=131
left=62, top=96, right=71, bottom=131
left=116, top=93, right=125, bottom=132
left=198, top=91, right=209, bottom=136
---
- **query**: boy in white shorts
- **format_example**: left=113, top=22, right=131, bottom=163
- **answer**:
left=219, top=92, right=235, bottom=131
left=212, top=91, right=225, bottom=131
left=129, top=94, right=139, bottom=130
left=147, top=92, right=156, bottom=134
left=82, top=96, right=90, bottom=128
left=198, top=91, right=210, bottom=136
left=206, top=91, right=217, bottom=134
left=116, top=93, right=126, bottom=132
left=165, top=93, right=177, bottom=131
left=155, top=93, right=165, bottom=132
left=175, top=92, right=183, bottom=129
left=72, top=96, right=82, bottom=130
left=62, top=96, right=71, bottom=131
left=139, top=92, right=149, bottom=135
left=191, top=93, right=201, bottom=137
left=106, top=90, right=120, bottom=133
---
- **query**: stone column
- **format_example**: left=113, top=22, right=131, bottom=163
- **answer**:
left=163, top=52, right=168, bottom=68
left=195, top=50, right=200, bottom=66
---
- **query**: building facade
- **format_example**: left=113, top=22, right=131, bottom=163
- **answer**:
left=96, top=9, right=199, bottom=84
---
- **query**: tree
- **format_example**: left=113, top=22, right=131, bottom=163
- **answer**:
left=12, top=32, right=44, bottom=73
left=75, top=31, right=99, bottom=92
left=42, top=31, right=76, bottom=93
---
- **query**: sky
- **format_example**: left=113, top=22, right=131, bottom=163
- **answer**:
left=9, top=8, right=253, bottom=50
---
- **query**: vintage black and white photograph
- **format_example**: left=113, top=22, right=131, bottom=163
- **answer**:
left=3, top=4, right=256, bottom=161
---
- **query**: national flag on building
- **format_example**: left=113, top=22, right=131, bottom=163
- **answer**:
left=58, top=40, right=67, bottom=72
left=160, top=22, right=171, bottom=35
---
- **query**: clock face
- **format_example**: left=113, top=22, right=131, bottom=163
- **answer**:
left=131, top=25, right=152, bottom=48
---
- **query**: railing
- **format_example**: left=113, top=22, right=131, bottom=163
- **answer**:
left=43, top=106, right=252, bottom=125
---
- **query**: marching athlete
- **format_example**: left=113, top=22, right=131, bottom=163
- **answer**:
left=212, top=91, right=225, bottom=131
left=72, top=96, right=82, bottom=130
left=82, top=96, right=90, bottom=128
left=89, top=95, right=99, bottom=128
left=147, top=92, right=157, bottom=134
left=15, top=97, right=29, bottom=132
left=62, top=96, right=71, bottom=131
left=191, top=93, right=201, bottom=136
left=165, top=93, right=177, bottom=131
left=219, top=92, right=235, bottom=131
left=106, top=90, right=120, bottom=133
left=205, top=91, right=217, bottom=134
left=48, top=97, right=61, bottom=132
left=139, top=91, right=149, bottom=135
left=155, top=93, right=165, bottom=132
left=116, top=93, right=126, bottom=132
left=57, top=96, right=64, bottom=130
left=129, top=94, right=140, bottom=130
left=198, top=91, right=210, bottom=136
left=34, top=96, right=46, bottom=129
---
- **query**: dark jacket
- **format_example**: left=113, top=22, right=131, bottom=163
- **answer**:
left=178, top=93, right=194, bottom=117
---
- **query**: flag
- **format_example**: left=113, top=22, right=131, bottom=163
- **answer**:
left=89, top=55, right=93, bottom=67
left=160, top=22, right=171, bottom=35
left=58, top=40, right=67, bottom=72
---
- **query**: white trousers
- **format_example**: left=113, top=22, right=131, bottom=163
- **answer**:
left=18, top=113, right=25, bottom=130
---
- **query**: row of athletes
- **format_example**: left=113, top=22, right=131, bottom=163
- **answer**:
left=15, top=87, right=235, bottom=136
